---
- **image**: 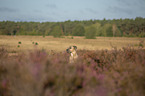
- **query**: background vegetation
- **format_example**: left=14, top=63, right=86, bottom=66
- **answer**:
left=0, top=47, right=145, bottom=96
left=0, top=17, right=145, bottom=38
left=85, top=26, right=96, bottom=39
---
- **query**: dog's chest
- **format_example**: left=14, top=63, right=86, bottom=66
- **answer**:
left=71, top=52, right=78, bottom=58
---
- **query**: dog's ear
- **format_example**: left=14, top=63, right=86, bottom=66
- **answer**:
left=66, top=48, right=69, bottom=53
left=73, top=46, right=77, bottom=50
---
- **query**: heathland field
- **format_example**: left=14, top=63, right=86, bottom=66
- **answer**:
left=0, top=35, right=144, bottom=53
left=0, top=35, right=145, bottom=96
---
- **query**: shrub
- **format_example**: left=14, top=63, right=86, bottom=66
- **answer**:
left=17, top=45, right=20, bottom=48
left=18, top=41, right=21, bottom=44
left=35, top=42, right=38, bottom=45
left=0, top=47, right=145, bottom=96
left=0, top=48, right=9, bottom=96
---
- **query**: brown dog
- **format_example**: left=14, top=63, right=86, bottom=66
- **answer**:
left=66, top=46, right=78, bottom=63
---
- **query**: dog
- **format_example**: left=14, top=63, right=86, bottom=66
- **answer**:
left=66, top=46, right=78, bottom=63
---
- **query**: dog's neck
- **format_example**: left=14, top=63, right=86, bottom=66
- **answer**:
left=69, top=50, right=78, bottom=63
left=71, top=51, right=78, bottom=58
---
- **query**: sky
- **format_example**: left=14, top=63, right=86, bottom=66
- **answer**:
left=0, top=0, right=145, bottom=22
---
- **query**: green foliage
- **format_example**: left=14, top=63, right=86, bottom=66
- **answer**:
left=95, top=23, right=101, bottom=36
left=17, top=41, right=21, bottom=48
left=17, top=45, right=20, bottom=48
left=13, top=30, right=17, bottom=35
left=99, top=24, right=112, bottom=37
left=35, top=42, right=38, bottom=45
left=18, top=41, right=21, bottom=44
left=106, top=24, right=113, bottom=37
left=139, top=32, right=145, bottom=37
left=0, top=17, right=145, bottom=37
left=115, top=29, right=122, bottom=37
left=63, top=20, right=75, bottom=35
left=112, top=24, right=122, bottom=37
left=51, top=25, right=62, bottom=38
left=32, top=41, right=38, bottom=45
left=85, top=26, right=96, bottom=39
left=0, top=31, right=2, bottom=35
left=72, top=25, right=85, bottom=36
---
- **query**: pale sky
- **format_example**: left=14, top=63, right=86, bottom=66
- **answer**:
left=0, top=0, right=145, bottom=22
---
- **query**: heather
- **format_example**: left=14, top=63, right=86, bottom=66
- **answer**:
left=0, top=47, right=145, bottom=96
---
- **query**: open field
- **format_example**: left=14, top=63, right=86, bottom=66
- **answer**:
left=0, top=46, right=145, bottom=96
left=0, top=35, right=145, bottom=53
left=0, top=36, right=145, bottom=96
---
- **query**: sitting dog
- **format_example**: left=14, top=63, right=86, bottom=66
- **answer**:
left=66, top=46, right=78, bottom=63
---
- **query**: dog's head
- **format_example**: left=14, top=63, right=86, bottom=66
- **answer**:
left=66, top=46, right=77, bottom=53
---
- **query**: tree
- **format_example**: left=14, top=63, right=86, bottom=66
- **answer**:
left=112, top=24, right=122, bottom=37
left=13, top=30, right=17, bottom=35
left=99, top=24, right=112, bottom=37
left=72, top=25, right=85, bottom=36
left=51, top=25, right=62, bottom=37
left=95, top=23, right=101, bottom=36
left=0, top=18, right=145, bottom=37
left=115, top=29, right=122, bottom=37
left=64, top=21, right=74, bottom=35
left=112, top=24, right=116, bottom=37
left=85, top=26, right=96, bottom=39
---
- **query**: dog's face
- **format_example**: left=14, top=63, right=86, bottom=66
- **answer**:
left=66, top=46, right=77, bottom=53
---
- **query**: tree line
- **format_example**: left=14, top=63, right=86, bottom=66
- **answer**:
left=0, top=17, right=145, bottom=38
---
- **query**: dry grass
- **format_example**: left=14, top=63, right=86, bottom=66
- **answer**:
left=0, top=35, right=144, bottom=53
